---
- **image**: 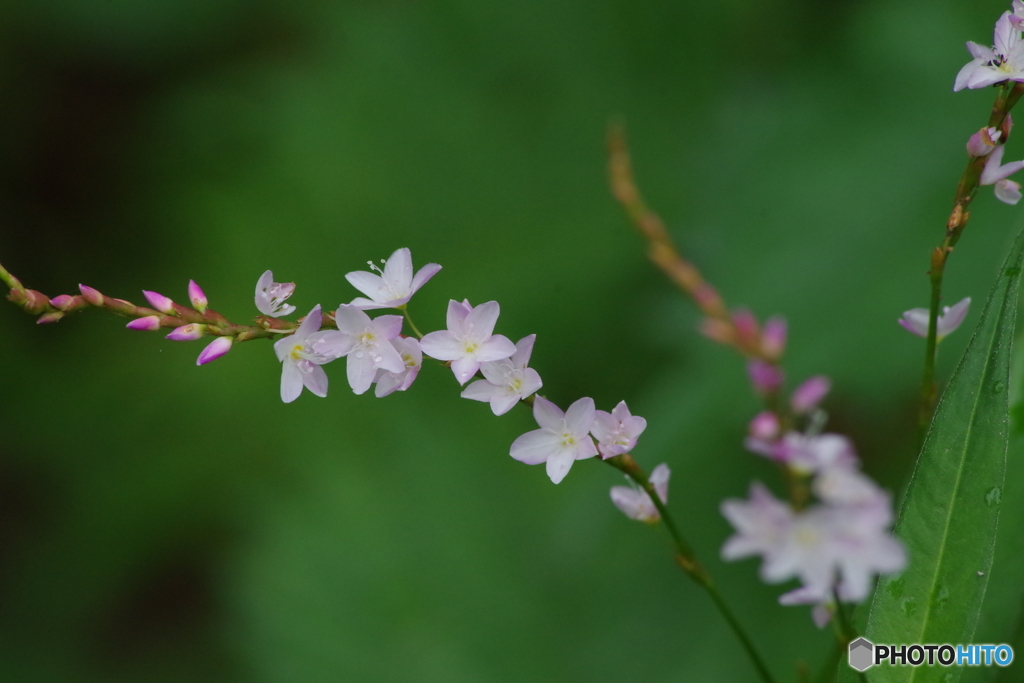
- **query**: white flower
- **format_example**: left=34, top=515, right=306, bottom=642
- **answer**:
left=345, top=247, right=441, bottom=310
left=373, top=336, right=422, bottom=398
left=898, top=297, right=971, bottom=340
left=255, top=270, right=296, bottom=317
left=745, top=432, right=857, bottom=475
left=320, top=306, right=405, bottom=395
left=610, top=463, right=669, bottom=523
left=460, top=334, right=542, bottom=415
left=509, top=396, right=598, bottom=484
left=591, top=400, right=648, bottom=458
left=954, top=12, right=1024, bottom=91
left=420, top=299, right=516, bottom=385
left=273, top=305, right=339, bottom=402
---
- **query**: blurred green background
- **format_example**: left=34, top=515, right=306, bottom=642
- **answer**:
left=0, top=0, right=1021, bottom=680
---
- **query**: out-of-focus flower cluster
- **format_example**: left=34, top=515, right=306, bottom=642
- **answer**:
left=721, top=377, right=906, bottom=627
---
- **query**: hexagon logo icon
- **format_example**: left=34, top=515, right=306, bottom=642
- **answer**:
left=848, top=637, right=874, bottom=672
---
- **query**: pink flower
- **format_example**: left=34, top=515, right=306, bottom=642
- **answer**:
left=591, top=400, right=647, bottom=458
left=509, top=396, right=598, bottom=484
left=791, top=376, right=831, bottom=415
left=610, top=463, right=669, bottom=523
left=420, top=300, right=516, bottom=385
left=460, top=334, right=542, bottom=415
left=126, top=316, right=161, bottom=331
left=142, top=290, right=175, bottom=315
left=980, top=144, right=1024, bottom=205
left=319, top=306, right=405, bottom=395
left=272, top=305, right=340, bottom=402
left=373, top=336, right=423, bottom=398
left=954, top=12, right=1024, bottom=91
left=345, top=248, right=441, bottom=310
left=255, top=270, right=296, bottom=317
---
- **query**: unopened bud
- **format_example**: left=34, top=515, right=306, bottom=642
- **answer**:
left=791, top=375, right=831, bottom=414
left=23, top=289, right=49, bottom=315
left=187, top=280, right=208, bottom=313
left=49, top=294, right=75, bottom=310
left=142, top=290, right=176, bottom=315
left=1002, top=113, right=1014, bottom=142
left=197, top=336, right=233, bottom=365
left=167, top=323, right=207, bottom=341
left=967, top=127, right=1000, bottom=157
left=36, top=311, right=64, bottom=324
left=79, top=284, right=104, bottom=306
left=761, top=316, right=787, bottom=359
left=749, top=411, right=780, bottom=440
left=747, top=359, right=783, bottom=395
left=732, top=309, right=760, bottom=351
left=126, top=315, right=161, bottom=331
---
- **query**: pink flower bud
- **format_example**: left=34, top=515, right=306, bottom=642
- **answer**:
left=126, top=315, right=161, bottom=331
left=791, top=375, right=831, bottom=414
left=1002, top=113, right=1014, bottom=142
left=142, top=290, right=176, bottom=315
left=967, top=127, right=1000, bottom=157
left=747, top=359, right=783, bottom=395
left=187, top=280, right=208, bottom=313
left=49, top=294, right=75, bottom=310
left=761, top=316, right=787, bottom=359
left=36, top=311, right=64, bottom=324
left=79, top=284, right=104, bottom=306
left=749, top=411, right=780, bottom=440
left=732, top=308, right=759, bottom=350
left=23, top=289, right=49, bottom=315
left=197, top=336, right=233, bottom=365
left=167, top=323, right=207, bottom=341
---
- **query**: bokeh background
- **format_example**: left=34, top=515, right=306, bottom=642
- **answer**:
left=1, top=0, right=1021, bottom=680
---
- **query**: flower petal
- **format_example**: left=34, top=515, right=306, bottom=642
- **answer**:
left=563, top=397, right=596, bottom=434
left=303, top=363, right=329, bottom=398
left=510, top=429, right=561, bottom=465
left=532, top=396, right=564, bottom=431
left=281, top=361, right=303, bottom=403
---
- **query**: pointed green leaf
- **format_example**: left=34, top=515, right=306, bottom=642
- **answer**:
left=858, top=224, right=1024, bottom=683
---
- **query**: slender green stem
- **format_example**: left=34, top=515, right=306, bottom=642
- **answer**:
left=401, top=306, right=424, bottom=339
left=606, top=455, right=778, bottom=683
left=918, top=82, right=1024, bottom=434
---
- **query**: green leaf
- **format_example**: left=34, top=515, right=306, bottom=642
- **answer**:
left=857, top=224, right=1024, bottom=683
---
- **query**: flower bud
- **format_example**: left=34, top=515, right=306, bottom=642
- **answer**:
left=49, top=294, right=75, bottom=310
left=1002, top=113, right=1014, bottom=143
left=142, top=290, right=176, bottom=315
left=23, top=289, right=49, bottom=315
left=79, top=284, right=104, bottom=306
left=732, top=308, right=760, bottom=351
left=748, top=411, right=780, bottom=440
left=167, top=323, right=207, bottom=341
left=197, top=336, right=233, bottom=365
left=36, top=311, right=64, bottom=324
left=747, top=359, right=783, bottom=395
left=126, top=315, right=161, bottom=331
left=967, top=127, right=1000, bottom=157
left=791, top=375, right=831, bottom=414
left=761, top=316, right=787, bottom=360
left=187, top=280, right=208, bottom=313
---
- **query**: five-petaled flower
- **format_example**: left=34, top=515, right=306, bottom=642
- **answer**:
left=273, top=305, right=340, bottom=402
left=954, top=11, right=1024, bottom=91
left=321, top=306, right=406, bottom=395
left=591, top=400, right=647, bottom=458
left=420, top=300, right=516, bottom=385
left=346, top=247, right=442, bottom=310
left=256, top=270, right=297, bottom=317
left=509, top=396, right=598, bottom=484
left=460, top=334, right=543, bottom=415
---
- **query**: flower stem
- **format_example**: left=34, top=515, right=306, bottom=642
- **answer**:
left=918, top=82, right=1024, bottom=434
left=401, top=306, right=425, bottom=339
left=606, top=454, right=778, bottom=683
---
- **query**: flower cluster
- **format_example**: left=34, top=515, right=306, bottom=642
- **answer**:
left=955, top=4, right=1024, bottom=204
left=721, top=377, right=906, bottom=627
